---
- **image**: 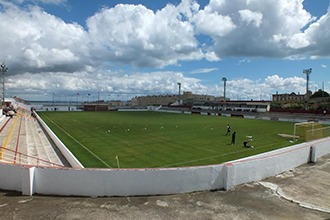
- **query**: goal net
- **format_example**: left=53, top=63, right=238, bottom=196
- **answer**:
left=293, top=121, right=323, bottom=141
left=306, top=126, right=330, bottom=141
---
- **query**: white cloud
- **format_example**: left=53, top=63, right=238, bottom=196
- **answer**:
left=192, top=10, right=236, bottom=37
left=0, top=5, right=91, bottom=74
left=197, top=0, right=314, bottom=58
left=1, top=0, right=328, bottom=73
left=6, top=70, right=207, bottom=100
left=191, top=68, right=218, bottom=74
left=286, top=33, right=311, bottom=49
left=238, top=9, right=263, bottom=27
left=221, top=75, right=306, bottom=100
left=36, top=0, right=66, bottom=4
left=204, top=51, right=221, bottom=61
left=264, top=75, right=305, bottom=92
left=300, top=9, right=330, bottom=57
left=86, top=3, right=203, bottom=68
left=0, top=0, right=329, bottom=101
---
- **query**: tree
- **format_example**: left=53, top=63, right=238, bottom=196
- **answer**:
left=310, top=89, right=329, bottom=98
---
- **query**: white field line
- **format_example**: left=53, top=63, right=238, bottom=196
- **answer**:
left=42, top=114, right=112, bottom=168
left=160, top=142, right=282, bottom=168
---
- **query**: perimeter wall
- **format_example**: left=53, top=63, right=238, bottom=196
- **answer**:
left=0, top=137, right=329, bottom=197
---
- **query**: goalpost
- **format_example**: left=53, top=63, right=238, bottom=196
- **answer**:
left=293, top=121, right=322, bottom=141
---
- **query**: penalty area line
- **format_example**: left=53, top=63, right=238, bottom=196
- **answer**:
left=41, top=114, right=112, bottom=168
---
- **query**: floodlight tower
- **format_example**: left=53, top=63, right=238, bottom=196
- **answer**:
left=52, top=92, right=55, bottom=107
left=0, top=62, right=8, bottom=108
left=222, top=77, right=227, bottom=101
left=303, top=68, right=312, bottom=110
left=177, top=82, right=181, bottom=105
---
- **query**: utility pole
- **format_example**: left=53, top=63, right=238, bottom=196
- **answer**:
left=222, top=77, right=227, bottom=101
left=303, top=68, right=312, bottom=110
left=322, top=81, right=325, bottom=102
left=0, top=62, right=8, bottom=108
left=222, top=77, right=227, bottom=110
left=177, top=82, right=181, bottom=105
left=221, top=77, right=227, bottom=101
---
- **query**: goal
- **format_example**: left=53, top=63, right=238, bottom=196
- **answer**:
left=306, top=126, right=330, bottom=141
left=293, top=121, right=322, bottom=141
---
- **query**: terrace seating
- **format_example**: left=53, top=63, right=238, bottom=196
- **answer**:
left=0, top=108, right=64, bottom=167
left=26, top=114, right=63, bottom=166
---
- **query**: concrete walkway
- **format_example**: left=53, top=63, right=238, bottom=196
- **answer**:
left=0, top=154, right=329, bottom=219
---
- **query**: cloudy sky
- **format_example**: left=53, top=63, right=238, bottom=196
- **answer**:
left=0, top=0, right=329, bottom=102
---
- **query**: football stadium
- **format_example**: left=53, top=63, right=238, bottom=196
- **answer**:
left=1, top=0, right=330, bottom=218
left=1, top=98, right=330, bottom=198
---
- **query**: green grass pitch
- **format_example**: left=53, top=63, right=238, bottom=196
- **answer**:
left=38, top=111, right=296, bottom=168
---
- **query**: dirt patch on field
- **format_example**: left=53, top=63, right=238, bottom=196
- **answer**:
left=277, top=133, right=300, bottom=139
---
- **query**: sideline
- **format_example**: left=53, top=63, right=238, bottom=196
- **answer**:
left=40, top=113, right=112, bottom=168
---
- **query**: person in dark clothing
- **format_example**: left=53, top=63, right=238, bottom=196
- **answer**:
left=243, top=139, right=254, bottom=148
left=231, top=131, right=236, bottom=145
left=226, top=124, right=231, bottom=135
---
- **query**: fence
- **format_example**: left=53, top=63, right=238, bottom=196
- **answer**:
left=0, top=147, right=64, bottom=168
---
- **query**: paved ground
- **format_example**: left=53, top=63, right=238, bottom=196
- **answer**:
left=0, top=154, right=329, bottom=220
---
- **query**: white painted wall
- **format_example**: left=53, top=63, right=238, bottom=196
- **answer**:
left=224, top=142, right=311, bottom=189
left=33, top=165, right=224, bottom=197
left=118, top=108, right=148, bottom=112
left=34, top=106, right=80, bottom=111
left=310, top=137, right=330, bottom=162
left=0, top=163, right=24, bottom=192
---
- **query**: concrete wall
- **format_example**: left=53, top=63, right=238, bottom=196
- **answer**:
left=311, top=137, right=330, bottom=162
left=34, top=105, right=80, bottom=111
left=33, top=165, right=224, bottom=197
left=224, top=142, right=311, bottom=190
left=1, top=131, right=330, bottom=197
left=0, top=163, right=24, bottom=192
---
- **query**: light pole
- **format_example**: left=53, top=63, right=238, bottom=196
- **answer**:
left=52, top=92, right=55, bottom=107
left=177, top=82, right=181, bottom=105
left=0, top=63, right=8, bottom=108
left=222, top=77, right=227, bottom=101
left=303, top=68, right=312, bottom=110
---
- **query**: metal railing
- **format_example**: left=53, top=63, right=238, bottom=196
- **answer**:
left=0, top=147, right=65, bottom=167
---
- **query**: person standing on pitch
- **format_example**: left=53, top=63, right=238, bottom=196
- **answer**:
left=226, top=124, right=231, bottom=135
left=231, top=131, right=236, bottom=145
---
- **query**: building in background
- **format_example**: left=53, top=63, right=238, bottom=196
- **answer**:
left=131, top=91, right=224, bottom=107
left=272, top=92, right=307, bottom=102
